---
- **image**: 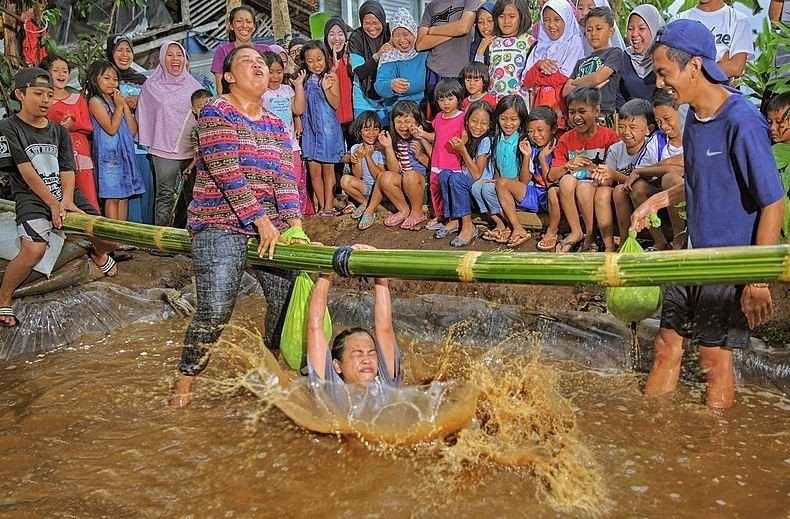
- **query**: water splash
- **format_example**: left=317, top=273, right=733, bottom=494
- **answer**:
left=202, top=320, right=611, bottom=516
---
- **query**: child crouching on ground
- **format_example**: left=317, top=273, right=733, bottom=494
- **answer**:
left=358, top=101, right=431, bottom=230
left=617, top=89, right=686, bottom=249
left=592, top=98, right=661, bottom=252
left=548, top=86, right=618, bottom=252
left=0, top=68, right=118, bottom=328
left=497, top=106, right=557, bottom=249
left=341, top=111, right=385, bottom=222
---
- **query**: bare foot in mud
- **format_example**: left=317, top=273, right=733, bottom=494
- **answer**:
left=170, top=375, right=194, bottom=408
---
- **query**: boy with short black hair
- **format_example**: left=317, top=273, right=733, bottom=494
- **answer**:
left=562, top=6, right=624, bottom=120
left=622, top=88, right=686, bottom=249
left=172, top=88, right=212, bottom=228
left=548, top=86, right=619, bottom=252
left=592, top=98, right=663, bottom=251
left=0, top=67, right=117, bottom=327
left=765, top=92, right=790, bottom=144
left=632, top=20, right=785, bottom=409
left=764, top=92, right=790, bottom=242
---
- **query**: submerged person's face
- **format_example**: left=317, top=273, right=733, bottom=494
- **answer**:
left=333, top=332, right=378, bottom=384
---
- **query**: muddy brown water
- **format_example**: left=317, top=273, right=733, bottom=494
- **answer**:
left=0, top=296, right=788, bottom=518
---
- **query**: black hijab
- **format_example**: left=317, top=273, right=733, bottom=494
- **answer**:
left=324, top=16, right=353, bottom=79
left=106, top=35, right=147, bottom=85
left=348, top=0, right=390, bottom=100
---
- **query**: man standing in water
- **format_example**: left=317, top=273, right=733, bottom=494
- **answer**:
left=631, top=20, right=785, bottom=409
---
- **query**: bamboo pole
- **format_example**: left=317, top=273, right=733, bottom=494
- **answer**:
left=1, top=199, right=789, bottom=287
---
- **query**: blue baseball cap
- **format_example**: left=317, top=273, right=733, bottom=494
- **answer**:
left=654, top=19, right=729, bottom=84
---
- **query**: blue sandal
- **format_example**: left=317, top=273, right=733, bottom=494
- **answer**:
left=450, top=229, right=479, bottom=247
left=357, top=214, right=375, bottom=230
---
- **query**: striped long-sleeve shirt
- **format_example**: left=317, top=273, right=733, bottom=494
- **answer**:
left=187, top=97, right=300, bottom=235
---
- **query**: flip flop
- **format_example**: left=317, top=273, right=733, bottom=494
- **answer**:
left=384, top=213, right=407, bottom=227
left=400, top=215, right=427, bottom=230
left=578, top=242, right=599, bottom=253
left=493, top=229, right=512, bottom=244
left=506, top=231, right=532, bottom=248
left=110, top=250, right=133, bottom=262
left=342, top=202, right=355, bottom=215
left=357, top=214, right=375, bottom=230
left=450, top=229, right=479, bottom=247
left=96, top=254, right=118, bottom=277
left=434, top=226, right=459, bottom=239
left=425, top=219, right=444, bottom=231
left=556, top=236, right=584, bottom=253
left=0, top=307, right=18, bottom=328
left=351, top=204, right=366, bottom=220
left=481, top=228, right=503, bottom=242
left=536, top=233, right=559, bottom=252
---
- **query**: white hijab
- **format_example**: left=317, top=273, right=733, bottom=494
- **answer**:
left=527, top=0, right=586, bottom=78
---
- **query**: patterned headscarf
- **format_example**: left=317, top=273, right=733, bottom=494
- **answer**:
left=379, top=8, right=418, bottom=66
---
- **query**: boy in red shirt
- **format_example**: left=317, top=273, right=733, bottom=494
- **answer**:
left=548, top=86, right=618, bottom=252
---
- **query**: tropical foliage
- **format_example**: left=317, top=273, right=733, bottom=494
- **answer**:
left=741, top=20, right=790, bottom=101
left=0, top=0, right=144, bottom=114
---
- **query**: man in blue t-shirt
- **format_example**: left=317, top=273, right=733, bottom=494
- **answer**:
left=630, top=20, right=785, bottom=409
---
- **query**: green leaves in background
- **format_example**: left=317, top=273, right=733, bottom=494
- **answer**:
left=742, top=20, right=790, bottom=101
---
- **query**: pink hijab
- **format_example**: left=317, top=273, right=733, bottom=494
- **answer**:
left=137, top=41, right=202, bottom=155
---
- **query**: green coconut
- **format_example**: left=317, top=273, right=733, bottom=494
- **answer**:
left=606, top=229, right=662, bottom=323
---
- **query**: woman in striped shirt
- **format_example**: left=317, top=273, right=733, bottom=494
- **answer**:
left=172, top=45, right=308, bottom=408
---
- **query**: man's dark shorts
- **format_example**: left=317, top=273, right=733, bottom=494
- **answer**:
left=660, top=284, right=750, bottom=349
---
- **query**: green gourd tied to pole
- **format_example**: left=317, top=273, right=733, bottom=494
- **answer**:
left=278, top=227, right=333, bottom=370
left=606, top=229, right=663, bottom=323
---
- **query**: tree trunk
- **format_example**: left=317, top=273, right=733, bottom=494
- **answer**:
left=226, top=0, right=241, bottom=10
left=3, top=0, right=20, bottom=67
left=271, top=0, right=292, bottom=44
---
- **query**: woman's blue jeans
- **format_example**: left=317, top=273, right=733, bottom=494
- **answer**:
left=179, top=227, right=296, bottom=375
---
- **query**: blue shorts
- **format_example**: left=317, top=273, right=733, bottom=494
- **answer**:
left=516, top=184, right=548, bottom=213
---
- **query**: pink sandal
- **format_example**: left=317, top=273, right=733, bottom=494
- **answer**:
left=400, top=215, right=427, bottom=230
left=384, top=213, right=407, bottom=227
